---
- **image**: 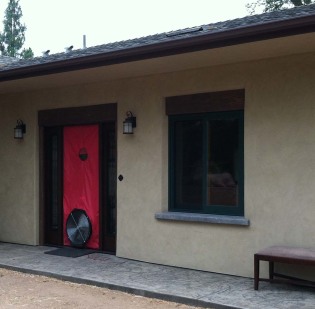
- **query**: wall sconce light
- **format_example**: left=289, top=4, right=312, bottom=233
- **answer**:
left=14, top=119, right=26, bottom=139
left=123, top=111, right=136, bottom=134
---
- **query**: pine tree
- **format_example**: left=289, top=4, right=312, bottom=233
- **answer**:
left=247, top=0, right=314, bottom=14
left=0, top=0, right=34, bottom=59
left=20, top=47, right=34, bottom=59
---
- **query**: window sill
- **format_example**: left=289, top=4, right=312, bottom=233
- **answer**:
left=155, top=212, right=250, bottom=226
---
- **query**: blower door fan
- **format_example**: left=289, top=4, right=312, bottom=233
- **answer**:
left=66, top=209, right=92, bottom=247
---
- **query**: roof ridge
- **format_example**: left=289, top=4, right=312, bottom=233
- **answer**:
left=0, top=3, right=315, bottom=73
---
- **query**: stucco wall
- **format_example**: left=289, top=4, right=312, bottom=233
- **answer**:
left=0, top=51, right=314, bottom=278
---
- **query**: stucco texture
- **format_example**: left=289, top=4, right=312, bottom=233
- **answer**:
left=0, top=50, right=314, bottom=278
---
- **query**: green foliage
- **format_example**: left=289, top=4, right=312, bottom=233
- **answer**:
left=247, top=0, right=314, bottom=14
left=20, top=47, right=34, bottom=59
left=0, top=0, right=33, bottom=59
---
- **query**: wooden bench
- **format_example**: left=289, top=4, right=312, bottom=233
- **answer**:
left=254, top=246, right=315, bottom=290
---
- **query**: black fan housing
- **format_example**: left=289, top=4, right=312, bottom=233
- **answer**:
left=66, top=209, right=92, bottom=247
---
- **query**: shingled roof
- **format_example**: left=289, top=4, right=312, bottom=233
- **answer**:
left=0, top=56, right=19, bottom=67
left=0, top=4, right=315, bottom=81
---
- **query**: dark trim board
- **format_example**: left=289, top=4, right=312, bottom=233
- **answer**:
left=166, top=89, right=245, bottom=115
left=38, top=103, right=117, bottom=127
left=39, top=127, right=45, bottom=246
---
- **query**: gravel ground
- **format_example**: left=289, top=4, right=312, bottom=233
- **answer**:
left=0, top=268, right=210, bottom=309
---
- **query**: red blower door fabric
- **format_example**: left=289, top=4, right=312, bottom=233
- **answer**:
left=63, top=125, right=99, bottom=249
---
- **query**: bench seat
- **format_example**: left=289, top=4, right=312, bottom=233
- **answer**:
left=254, top=246, right=315, bottom=290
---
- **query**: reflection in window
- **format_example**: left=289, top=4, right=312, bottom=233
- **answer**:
left=208, top=119, right=238, bottom=207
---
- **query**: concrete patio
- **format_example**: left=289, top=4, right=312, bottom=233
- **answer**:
left=0, top=242, right=314, bottom=309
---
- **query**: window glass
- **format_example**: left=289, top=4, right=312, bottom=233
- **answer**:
left=51, top=135, right=59, bottom=229
left=170, top=111, right=243, bottom=216
left=207, top=118, right=239, bottom=207
left=174, top=120, right=203, bottom=211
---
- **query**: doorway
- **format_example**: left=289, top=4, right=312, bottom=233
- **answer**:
left=39, top=104, right=117, bottom=253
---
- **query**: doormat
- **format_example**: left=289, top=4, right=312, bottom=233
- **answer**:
left=44, top=247, right=94, bottom=258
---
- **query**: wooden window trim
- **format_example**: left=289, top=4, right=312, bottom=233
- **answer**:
left=165, top=89, right=244, bottom=115
left=167, top=89, right=245, bottom=217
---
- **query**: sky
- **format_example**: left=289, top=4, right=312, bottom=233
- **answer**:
left=0, top=0, right=252, bottom=56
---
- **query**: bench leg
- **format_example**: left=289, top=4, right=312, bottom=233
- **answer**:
left=254, top=255, right=259, bottom=290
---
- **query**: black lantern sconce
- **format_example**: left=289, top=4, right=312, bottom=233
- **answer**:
left=14, top=119, right=26, bottom=139
left=123, top=111, right=136, bottom=134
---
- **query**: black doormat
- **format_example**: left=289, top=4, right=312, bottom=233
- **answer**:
left=44, top=247, right=94, bottom=258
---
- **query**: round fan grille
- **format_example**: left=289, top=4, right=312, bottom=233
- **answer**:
left=66, top=209, right=92, bottom=247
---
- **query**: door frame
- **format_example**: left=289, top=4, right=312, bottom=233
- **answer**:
left=38, top=103, right=117, bottom=251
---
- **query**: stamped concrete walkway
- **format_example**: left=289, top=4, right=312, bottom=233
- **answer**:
left=0, top=243, right=314, bottom=309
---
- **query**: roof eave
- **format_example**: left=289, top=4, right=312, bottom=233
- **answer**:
left=0, top=14, right=314, bottom=82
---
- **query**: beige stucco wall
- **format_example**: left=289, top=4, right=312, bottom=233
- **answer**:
left=0, top=51, right=315, bottom=278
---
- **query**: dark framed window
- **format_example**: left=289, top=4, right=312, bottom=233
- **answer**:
left=167, top=90, right=244, bottom=216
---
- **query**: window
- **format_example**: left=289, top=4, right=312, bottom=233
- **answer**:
left=167, top=90, right=244, bottom=216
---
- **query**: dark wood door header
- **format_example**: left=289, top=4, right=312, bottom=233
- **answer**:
left=38, top=103, right=117, bottom=127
